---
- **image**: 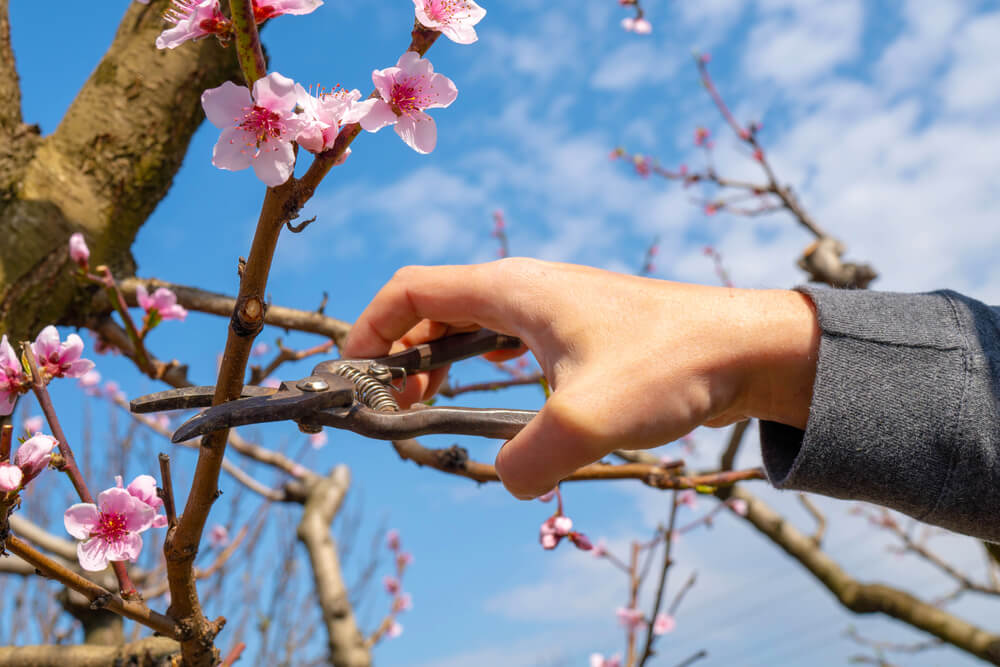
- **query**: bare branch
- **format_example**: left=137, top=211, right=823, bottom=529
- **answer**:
left=724, top=485, right=1000, bottom=664
left=798, top=493, right=826, bottom=546
left=116, top=277, right=351, bottom=345
left=0, top=636, right=180, bottom=666
left=296, top=466, right=370, bottom=666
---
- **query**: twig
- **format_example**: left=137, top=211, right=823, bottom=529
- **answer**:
left=4, top=535, right=179, bottom=637
left=158, top=453, right=177, bottom=527
left=250, top=338, right=336, bottom=385
left=220, top=642, right=246, bottom=667
left=668, top=571, right=697, bottom=616
left=114, top=278, right=351, bottom=345
left=390, top=438, right=763, bottom=490
left=637, top=493, right=680, bottom=666
left=798, top=493, right=826, bottom=546
left=143, top=526, right=248, bottom=599
left=718, top=419, right=750, bottom=471
left=673, top=650, right=708, bottom=667
left=436, top=372, right=544, bottom=398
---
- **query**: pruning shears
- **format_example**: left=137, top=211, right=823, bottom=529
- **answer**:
left=131, top=329, right=537, bottom=442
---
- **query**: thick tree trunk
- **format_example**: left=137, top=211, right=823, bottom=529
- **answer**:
left=0, top=1, right=242, bottom=341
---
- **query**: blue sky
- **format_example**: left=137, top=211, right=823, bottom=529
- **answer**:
left=7, top=0, right=1000, bottom=665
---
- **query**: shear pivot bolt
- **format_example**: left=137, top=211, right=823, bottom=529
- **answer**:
left=297, top=422, right=323, bottom=435
left=297, top=377, right=330, bottom=392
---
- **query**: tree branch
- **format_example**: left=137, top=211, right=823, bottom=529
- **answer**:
left=296, top=466, right=370, bottom=667
left=722, top=485, right=1000, bottom=664
left=0, top=636, right=179, bottom=666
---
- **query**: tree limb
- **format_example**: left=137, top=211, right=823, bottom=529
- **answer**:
left=0, top=636, right=179, bottom=666
left=722, top=485, right=1000, bottom=664
left=296, top=466, right=370, bottom=667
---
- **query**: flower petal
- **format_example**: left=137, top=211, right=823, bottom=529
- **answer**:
left=251, top=141, right=296, bottom=186
left=107, top=532, right=143, bottom=563
left=0, top=463, right=23, bottom=491
left=32, top=325, right=60, bottom=359
left=213, top=127, right=255, bottom=172
left=60, top=333, right=85, bottom=364
left=360, top=100, right=398, bottom=133
left=63, top=358, right=96, bottom=378
left=202, top=82, right=252, bottom=129
left=394, top=112, right=437, bottom=154
left=64, top=503, right=99, bottom=539
left=422, top=72, right=458, bottom=109
left=77, top=537, right=110, bottom=571
left=253, top=72, right=298, bottom=112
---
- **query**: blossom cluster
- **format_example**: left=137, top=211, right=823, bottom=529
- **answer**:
left=181, top=0, right=486, bottom=185
left=0, top=433, right=58, bottom=493
left=1, top=327, right=95, bottom=416
left=63, top=475, right=168, bottom=571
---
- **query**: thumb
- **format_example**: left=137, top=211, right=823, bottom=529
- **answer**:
left=494, top=391, right=607, bottom=500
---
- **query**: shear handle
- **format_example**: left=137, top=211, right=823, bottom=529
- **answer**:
left=301, top=403, right=535, bottom=441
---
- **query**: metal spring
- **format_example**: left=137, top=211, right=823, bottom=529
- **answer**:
left=335, top=365, right=399, bottom=412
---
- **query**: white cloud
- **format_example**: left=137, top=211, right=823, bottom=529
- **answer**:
left=940, top=11, right=1000, bottom=113
left=590, top=41, right=681, bottom=91
left=744, top=0, right=864, bottom=86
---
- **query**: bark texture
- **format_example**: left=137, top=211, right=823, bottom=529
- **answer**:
left=296, top=466, right=371, bottom=667
left=0, top=1, right=242, bottom=341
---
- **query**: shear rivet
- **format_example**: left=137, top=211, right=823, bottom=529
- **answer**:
left=297, top=377, right=329, bottom=392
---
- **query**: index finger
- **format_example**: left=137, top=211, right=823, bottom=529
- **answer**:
left=342, top=263, right=515, bottom=359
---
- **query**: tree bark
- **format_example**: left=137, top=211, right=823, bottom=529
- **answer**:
left=0, top=2, right=242, bottom=341
left=296, top=466, right=371, bottom=667
left=0, top=636, right=179, bottom=666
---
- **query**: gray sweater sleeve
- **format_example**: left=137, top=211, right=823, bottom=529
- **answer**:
left=759, top=286, right=1000, bottom=542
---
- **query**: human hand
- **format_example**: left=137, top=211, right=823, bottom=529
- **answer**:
left=343, top=258, right=819, bottom=499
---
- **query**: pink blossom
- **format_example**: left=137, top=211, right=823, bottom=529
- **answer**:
left=621, top=16, right=652, bottom=33
left=119, top=475, right=168, bottom=528
left=15, top=434, right=58, bottom=481
left=694, top=127, right=710, bottom=146
left=413, top=0, right=486, bottom=44
left=31, top=326, right=95, bottom=380
left=590, top=654, right=622, bottom=667
left=540, top=532, right=558, bottom=549
left=0, top=335, right=25, bottom=416
left=386, top=529, right=401, bottom=551
left=210, top=524, right=230, bottom=548
left=553, top=515, right=573, bottom=536
left=387, top=621, right=403, bottom=638
left=201, top=72, right=306, bottom=186
left=64, top=487, right=156, bottom=571
left=252, top=0, right=323, bottom=22
left=677, top=489, right=698, bottom=509
left=68, top=233, right=90, bottom=266
left=393, top=592, right=413, bottom=612
left=136, top=285, right=188, bottom=322
left=156, top=0, right=231, bottom=50
left=652, top=613, right=676, bottom=635
left=0, top=464, right=23, bottom=492
left=23, top=416, right=43, bottom=434
left=397, top=551, right=414, bottom=569
left=361, top=52, right=457, bottom=154
left=294, top=85, right=375, bottom=153
left=252, top=342, right=270, bottom=357
left=103, top=381, right=126, bottom=402
left=78, top=370, right=101, bottom=393
left=616, top=606, right=645, bottom=630
left=728, top=498, right=749, bottom=516
left=261, top=377, right=282, bottom=389
left=384, top=575, right=400, bottom=595
left=309, top=431, right=328, bottom=449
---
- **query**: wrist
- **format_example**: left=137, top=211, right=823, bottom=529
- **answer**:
left=733, top=289, right=821, bottom=429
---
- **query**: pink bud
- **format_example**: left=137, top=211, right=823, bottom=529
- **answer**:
left=68, top=233, right=90, bottom=266
left=397, top=551, right=414, bottom=569
left=653, top=613, right=676, bottom=635
left=386, top=529, right=401, bottom=551
left=616, top=606, right=645, bottom=630
left=387, top=621, right=403, bottom=638
left=728, top=499, right=749, bottom=516
left=393, top=592, right=412, bottom=612
left=384, top=576, right=400, bottom=595
left=570, top=532, right=593, bottom=551
left=210, top=524, right=230, bottom=548
left=677, top=490, right=698, bottom=509
left=309, top=431, right=328, bottom=449
left=0, top=463, right=23, bottom=491
left=23, top=416, right=43, bottom=434
left=540, top=533, right=558, bottom=550
left=592, top=539, right=607, bottom=558
left=15, top=434, right=57, bottom=480
left=553, top=515, right=573, bottom=536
